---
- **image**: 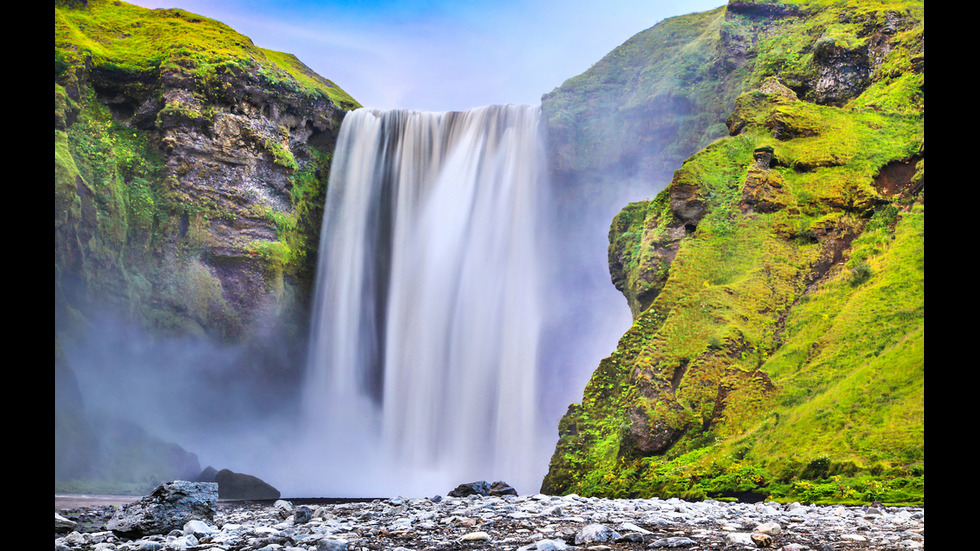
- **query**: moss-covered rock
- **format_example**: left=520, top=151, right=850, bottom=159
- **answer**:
left=542, top=0, right=923, bottom=506
left=54, top=0, right=358, bottom=492
left=55, top=0, right=357, bottom=345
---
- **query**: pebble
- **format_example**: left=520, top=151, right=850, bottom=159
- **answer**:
left=55, top=494, right=924, bottom=550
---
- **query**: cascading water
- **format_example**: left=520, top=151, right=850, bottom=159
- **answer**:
left=299, top=104, right=551, bottom=497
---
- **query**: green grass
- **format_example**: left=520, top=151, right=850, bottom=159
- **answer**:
left=55, top=0, right=359, bottom=109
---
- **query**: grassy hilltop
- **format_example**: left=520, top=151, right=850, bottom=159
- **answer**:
left=55, top=0, right=358, bottom=108
left=55, top=0, right=360, bottom=342
left=540, top=0, right=924, bottom=505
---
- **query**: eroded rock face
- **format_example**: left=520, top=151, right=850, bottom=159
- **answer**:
left=620, top=404, right=688, bottom=458
left=56, top=40, right=349, bottom=346
left=811, top=39, right=873, bottom=107
left=740, top=147, right=789, bottom=214
left=807, top=11, right=919, bottom=107
left=606, top=155, right=714, bottom=318
left=544, top=0, right=924, bottom=496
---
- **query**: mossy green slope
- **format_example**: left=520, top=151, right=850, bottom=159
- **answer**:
left=541, top=0, right=923, bottom=506
left=54, top=0, right=359, bottom=109
left=543, top=5, right=737, bottom=193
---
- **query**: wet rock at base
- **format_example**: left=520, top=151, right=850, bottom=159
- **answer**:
left=490, top=480, right=518, bottom=496
left=448, top=480, right=519, bottom=497
left=197, top=466, right=281, bottom=500
left=106, top=480, right=217, bottom=538
left=448, top=480, right=491, bottom=497
left=54, top=513, right=77, bottom=533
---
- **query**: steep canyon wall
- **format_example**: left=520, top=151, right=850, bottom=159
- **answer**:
left=539, top=0, right=924, bottom=505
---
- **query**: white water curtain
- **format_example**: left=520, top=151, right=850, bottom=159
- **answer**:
left=302, top=105, right=549, bottom=496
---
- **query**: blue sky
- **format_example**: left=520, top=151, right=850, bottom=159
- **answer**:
left=126, top=0, right=725, bottom=112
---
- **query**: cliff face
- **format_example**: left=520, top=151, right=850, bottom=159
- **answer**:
left=541, top=0, right=923, bottom=505
left=55, top=0, right=357, bottom=356
left=54, top=0, right=358, bottom=490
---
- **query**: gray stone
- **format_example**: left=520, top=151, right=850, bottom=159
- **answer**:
left=106, top=481, right=218, bottom=538
left=755, top=521, right=782, bottom=535
left=274, top=499, right=294, bottom=519
left=293, top=505, right=313, bottom=523
left=520, top=539, right=570, bottom=550
left=316, top=538, right=348, bottom=551
left=448, top=480, right=491, bottom=497
left=726, top=532, right=757, bottom=546
left=57, top=491, right=925, bottom=551
left=490, top=480, right=519, bottom=496
left=574, top=523, right=620, bottom=544
left=55, top=512, right=77, bottom=532
left=183, top=519, right=216, bottom=538
left=649, top=536, right=698, bottom=548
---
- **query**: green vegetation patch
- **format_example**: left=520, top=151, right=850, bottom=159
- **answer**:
left=55, top=0, right=359, bottom=109
left=543, top=0, right=923, bottom=506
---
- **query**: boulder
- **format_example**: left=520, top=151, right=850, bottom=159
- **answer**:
left=740, top=163, right=789, bottom=214
left=273, top=499, right=294, bottom=519
left=448, top=481, right=491, bottom=497
left=575, top=523, right=621, bottom=545
left=214, top=468, right=281, bottom=500
left=106, top=480, right=218, bottom=538
left=489, top=481, right=518, bottom=496
left=55, top=513, right=77, bottom=533
left=294, top=505, right=313, bottom=524
left=197, top=466, right=281, bottom=500
left=448, top=480, right=519, bottom=497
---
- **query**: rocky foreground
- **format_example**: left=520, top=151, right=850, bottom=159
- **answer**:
left=55, top=482, right=923, bottom=551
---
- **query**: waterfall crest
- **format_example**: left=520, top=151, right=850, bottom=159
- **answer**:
left=300, top=105, right=550, bottom=497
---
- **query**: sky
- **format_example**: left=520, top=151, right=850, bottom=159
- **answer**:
left=125, top=0, right=726, bottom=112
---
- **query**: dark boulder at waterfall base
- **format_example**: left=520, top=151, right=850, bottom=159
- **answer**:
left=448, top=480, right=518, bottom=497
left=196, top=467, right=281, bottom=500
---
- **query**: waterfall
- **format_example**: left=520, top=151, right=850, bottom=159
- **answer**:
left=299, top=105, right=551, bottom=497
